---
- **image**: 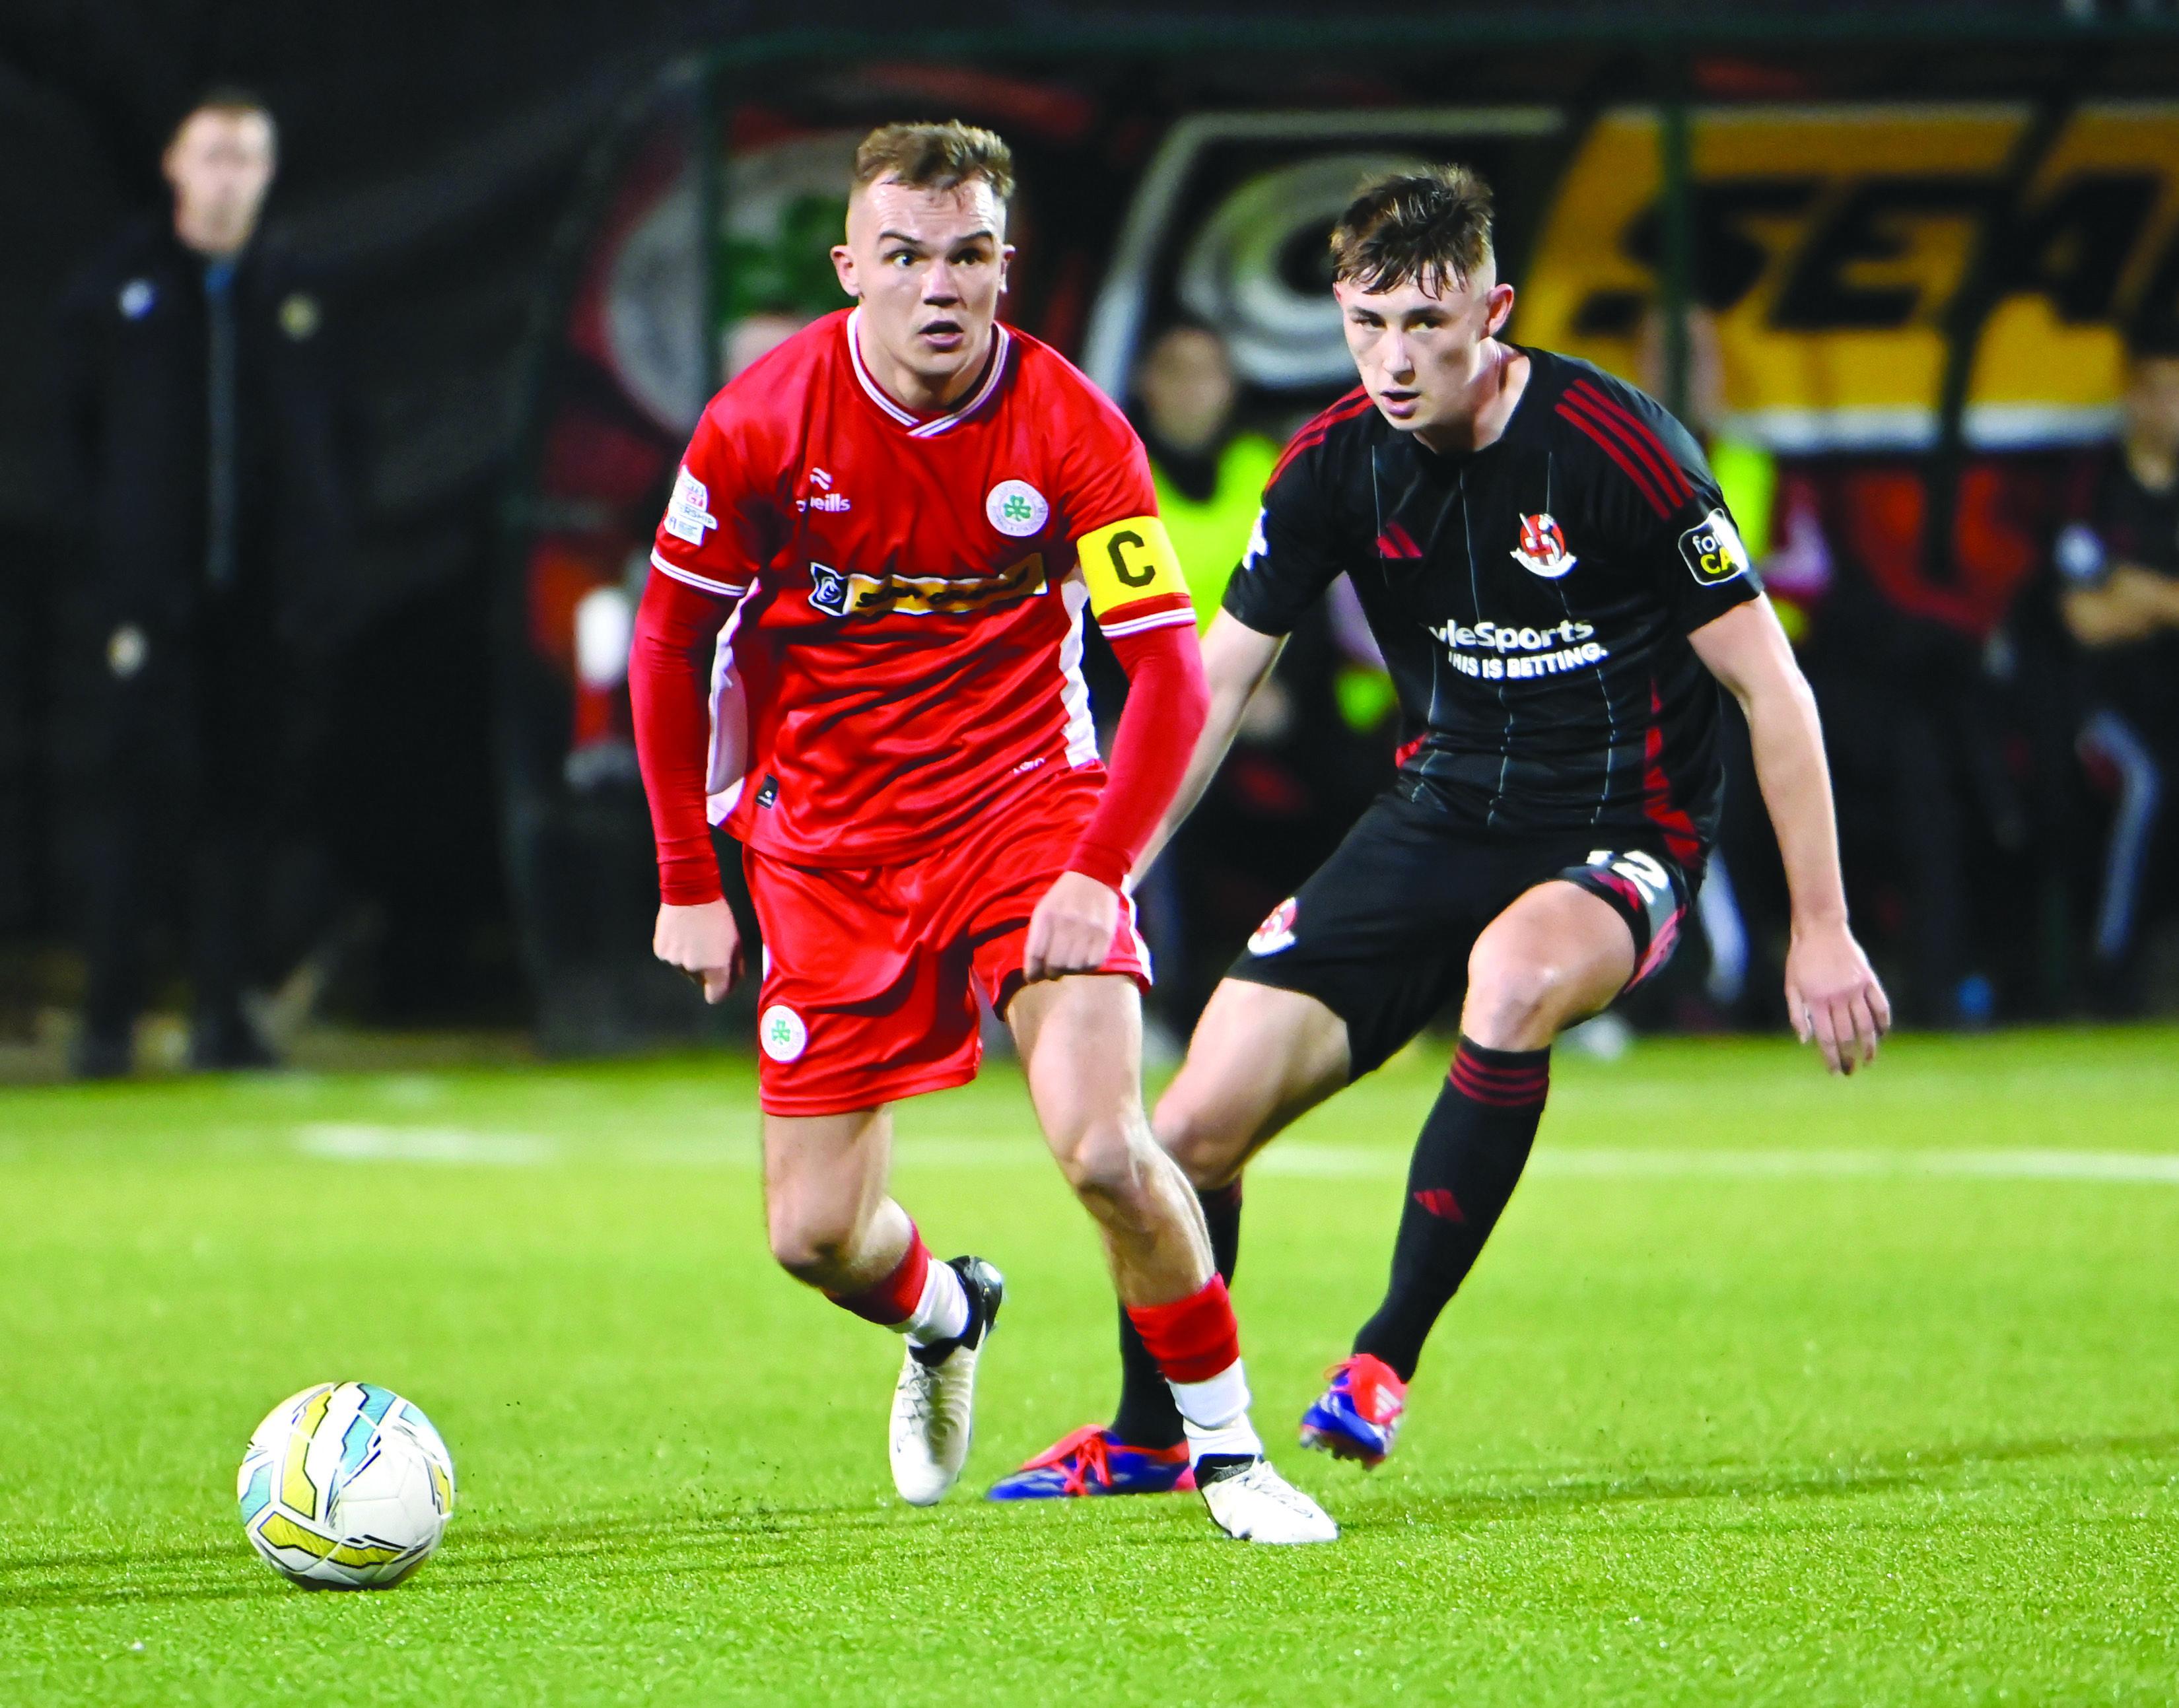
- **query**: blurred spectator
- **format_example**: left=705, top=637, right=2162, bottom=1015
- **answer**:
left=1795, top=455, right=2063, bottom=1025
left=722, top=308, right=819, bottom=383
left=2053, top=335, right=2179, bottom=1009
left=52, top=89, right=351, bottom=1076
left=1124, top=323, right=1270, bottom=1033
left=1640, top=307, right=2068, bottom=1026
left=1134, top=322, right=1278, bottom=614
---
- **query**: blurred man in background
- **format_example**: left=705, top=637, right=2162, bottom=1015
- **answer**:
left=1125, top=323, right=1276, bottom=1031
left=2056, top=333, right=2179, bottom=1010
left=1126, top=322, right=1392, bottom=1029
left=53, top=88, right=349, bottom=1076
left=1133, top=323, right=1278, bottom=618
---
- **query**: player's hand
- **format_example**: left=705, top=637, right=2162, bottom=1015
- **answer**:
left=653, top=900, right=744, bottom=1004
left=1783, top=918, right=1890, bottom=1076
left=1023, top=871, right=1120, bottom=984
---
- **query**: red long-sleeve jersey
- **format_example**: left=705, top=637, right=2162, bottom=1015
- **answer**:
left=632, top=308, right=1206, bottom=904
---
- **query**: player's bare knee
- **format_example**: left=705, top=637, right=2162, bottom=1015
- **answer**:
left=765, top=1206, right=859, bottom=1287
left=1055, top=1122, right=1150, bottom=1213
left=1463, top=949, right=1566, bottom=1045
left=1156, top=1100, right=1243, bottom=1190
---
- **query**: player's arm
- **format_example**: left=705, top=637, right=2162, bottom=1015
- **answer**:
left=634, top=429, right=766, bottom=1003
left=1025, top=515, right=1210, bottom=982
left=1688, top=597, right=1890, bottom=1074
left=2061, top=564, right=2179, bottom=646
left=1127, top=443, right=1347, bottom=883
left=630, top=571, right=743, bottom=1002
left=1129, top=610, right=1285, bottom=881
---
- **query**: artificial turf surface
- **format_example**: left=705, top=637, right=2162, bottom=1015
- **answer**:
left=1, top=1027, right=2175, bottom=1705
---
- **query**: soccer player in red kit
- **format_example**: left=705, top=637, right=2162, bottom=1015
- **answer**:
left=629, top=122, right=1335, bottom=1543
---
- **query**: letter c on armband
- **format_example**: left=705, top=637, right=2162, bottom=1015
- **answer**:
left=1076, top=514, right=1191, bottom=618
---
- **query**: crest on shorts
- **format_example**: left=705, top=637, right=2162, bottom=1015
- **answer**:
left=759, top=1004, right=808, bottom=1063
left=1510, top=512, right=1577, bottom=579
left=1247, top=898, right=1299, bottom=957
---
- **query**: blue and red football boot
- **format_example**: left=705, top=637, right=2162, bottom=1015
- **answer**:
left=1297, top=1353, right=1407, bottom=1468
left=985, top=1425, right=1194, bottom=1499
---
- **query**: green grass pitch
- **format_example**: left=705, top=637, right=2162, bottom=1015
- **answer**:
left=2, top=1027, right=2176, bottom=1705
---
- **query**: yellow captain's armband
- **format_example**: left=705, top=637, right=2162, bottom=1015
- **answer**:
left=1076, top=514, right=1191, bottom=617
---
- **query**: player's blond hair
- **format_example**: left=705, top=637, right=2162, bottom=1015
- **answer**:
left=1330, top=164, right=1495, bottom=296
left=852, top=121, right=1014, bottom=206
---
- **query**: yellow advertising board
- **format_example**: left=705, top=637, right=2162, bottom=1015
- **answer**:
left=1521, top=103, right=2179, bottom=452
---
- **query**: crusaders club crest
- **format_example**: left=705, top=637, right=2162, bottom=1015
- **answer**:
left=1247, top=897, right=1298, bottom=957
left=1510, top=512, right=1577, bottom=579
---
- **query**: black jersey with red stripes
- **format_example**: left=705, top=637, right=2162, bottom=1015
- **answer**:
left=1222, top=347, right=1761, bottom=867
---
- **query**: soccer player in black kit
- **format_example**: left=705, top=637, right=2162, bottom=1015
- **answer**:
left=988, top=165, right=1890, bottom=1503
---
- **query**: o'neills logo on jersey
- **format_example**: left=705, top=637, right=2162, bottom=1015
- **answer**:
left=808, top=552, right=1046, bottom=619
left=800, top=467, right=852, bottom=514
left=1511, top=513, right=1577, bottom=579
left=1429, top=615, right=1610, bottom=682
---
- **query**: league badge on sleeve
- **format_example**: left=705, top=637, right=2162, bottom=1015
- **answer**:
left=1510, top=513, right=1577, bottom=579
left=664, top=465, right=716, bottom=546
left=1678, top=507, right=1752, bottom=586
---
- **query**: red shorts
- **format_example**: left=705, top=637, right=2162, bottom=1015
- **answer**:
left=743, top=774, right=1151, bottom=1117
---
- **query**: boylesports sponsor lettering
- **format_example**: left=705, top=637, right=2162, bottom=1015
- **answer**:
left=1427, top=615, right=1609, bottom=681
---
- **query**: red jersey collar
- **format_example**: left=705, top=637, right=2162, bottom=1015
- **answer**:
left=845, top=306, right=1011, bottom=439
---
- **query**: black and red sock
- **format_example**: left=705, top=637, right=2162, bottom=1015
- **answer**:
left=1353, top=1037, right=1549, bottom=1381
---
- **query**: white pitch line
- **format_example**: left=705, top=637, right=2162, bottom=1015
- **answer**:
left=285, top=1126, right=2179, bottom=1186
left=294, top=1123, right=556, bottom=1165
left=1259, top=1146, right=2179, bottom=1184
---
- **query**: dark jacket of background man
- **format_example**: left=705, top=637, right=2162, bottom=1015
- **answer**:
left=50, top=94, right=351, bottom=1076
left=55, top=219, right=349, bottom=659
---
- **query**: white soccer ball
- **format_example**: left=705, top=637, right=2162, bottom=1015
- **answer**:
left=236, top=1382, right=456, bottom=1588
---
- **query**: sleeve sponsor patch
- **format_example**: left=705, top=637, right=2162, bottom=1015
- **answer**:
left=664, top=465, right=716, bottom=547
left=1678, top=506, right=1751, bottom=588
left=1077, top=514, right=1192, bottom=617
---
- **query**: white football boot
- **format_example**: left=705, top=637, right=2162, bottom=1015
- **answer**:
left=888, top=1256, right=1003, bottom=1507
left=1196, top=1456, right=1340, bottom=1544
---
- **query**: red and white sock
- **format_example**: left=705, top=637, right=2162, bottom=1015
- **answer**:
left=825, top=1226, right=970, bottom=1346
left=1126, top=1276, right=1262, bottom=1462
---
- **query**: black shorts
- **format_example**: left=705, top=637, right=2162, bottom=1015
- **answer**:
left=1227, top=788, right=1698, bottom=1078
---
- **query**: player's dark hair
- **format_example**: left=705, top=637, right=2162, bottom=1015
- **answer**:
left=853, top=121, right=1014, bottom=207
left=1330, top=165, right=1496, bottom=296
left=170, top=84, right=278, bottom=153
